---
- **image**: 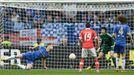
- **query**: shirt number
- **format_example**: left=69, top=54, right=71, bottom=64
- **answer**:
left=119, top=27, right=123, bottom=35
left=84, top=33, right=91, bottom=41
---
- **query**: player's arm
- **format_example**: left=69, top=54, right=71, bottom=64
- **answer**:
left=42, top=58, right=48, bottom=69
left=109, top=34, right=115, bottom=46
left=127, top=32, right=134, bottom=43
left=112, top=26, right=117, bottom=39
left=29, top=46, right=38, bottom=50
left=93, top=31, right=99, bottom=49
left=108, top=34, right=115, bottom=49
left=97, top=36, right=102, bottom=52
left=79, top=39, right=83, bottom=46
left=95, top=37, right=99, bottom=49
left=29, top=44, right=38, bottom=50
left=127, top=26, right=134, bottom=43
left=79, top=31, right=83, bottom=46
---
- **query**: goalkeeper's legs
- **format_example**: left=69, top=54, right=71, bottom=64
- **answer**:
left=2, top=54, right=23, bottom=60
left=107, top=51, right=116, bottom=67
left=15, top=63, right=33, bottom=70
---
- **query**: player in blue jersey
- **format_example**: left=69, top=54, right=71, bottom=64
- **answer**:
left=1, top=43, right=53, bottom=70
left=113, top=16, right=133, bottom=71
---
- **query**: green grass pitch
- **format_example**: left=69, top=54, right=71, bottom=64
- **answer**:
left=0, top=69, right=134, bottom=75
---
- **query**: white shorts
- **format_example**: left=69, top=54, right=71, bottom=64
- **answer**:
left=81, top=48, right=97, bottom=58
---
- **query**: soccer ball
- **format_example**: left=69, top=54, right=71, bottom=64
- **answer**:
left=69, top=53, right=76, bottom=60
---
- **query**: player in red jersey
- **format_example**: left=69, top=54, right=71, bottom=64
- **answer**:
left=79, top=22, right=100, bottom=72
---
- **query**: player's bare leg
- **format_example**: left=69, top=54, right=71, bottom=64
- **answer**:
left=15, top=63, right=33, bottom=70
left=97, top=52, right=104, bottom=59
left=115, top=53, right=120, bottom=72
left=94, top=57, right=100, bottom=72
left=79, top=49, right=87, bottom=72
left=26, top=64, right=33, bottom=70
left=107, top=51, right=116, bottom=68
left=121, top=53, right=126, bottom=72
left=1, top=54, right=31, bottom=70
left=1, top=54, right=23, bottom=61
left=86, top=52, right=103, bottom=71
left=79, top=58, right=84, bottom=72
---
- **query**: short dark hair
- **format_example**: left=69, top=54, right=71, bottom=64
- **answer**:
left=37, top=38, right=42, bottom=42
left=101, top=27, right=107, bottom=32
left=85, top=22, right=90, bottom=28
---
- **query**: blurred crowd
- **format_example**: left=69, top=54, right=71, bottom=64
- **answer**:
left=0, top=7, right=134, bottom=44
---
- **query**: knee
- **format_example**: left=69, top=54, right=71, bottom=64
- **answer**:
left=110, top=54, right=114, bottom=58
left=26, top=65, right=33, bottom=70
left=26, top=66, right=32, bottom=70
left=98, top=55, right=102, bottom=59
left=98, top=53, right=103, bottom=59
left=116, top=54, right=120, bottom=58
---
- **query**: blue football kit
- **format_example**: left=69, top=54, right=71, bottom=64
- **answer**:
left=113, top=24, right=131, bottom=53
left=22, top=46, right=49, bottom=64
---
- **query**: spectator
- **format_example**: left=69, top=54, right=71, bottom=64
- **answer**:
left=17, top=9, right=27, bottom=23
left=34, top=10, right=42, bottom=21
left=90, top=14, right=101, bottom=32
left=59, top=37, right=69, bottom=46
left=33, top=10, right=44, bottom=28
left=11, top=11, right=19, bottom=22
left=46, top=15, right=53, bottom=23
left=87, top=11, right=92, bottom=22
left=4, top=20, right=14, bottom=33
left=25, top=9, right=34, bottom=24
left=81, top=15, right=87, bottom=23
left=14, top=19, right=24, bottom=32
left=23, top=17, right=32, bottom=29
left=25, top=9, right=34, bottom=18
left=128, top=10, right=134, bottom=30
left=102, top=18, right=114, bottom=33
left=53, top=15, right=61, bottom=23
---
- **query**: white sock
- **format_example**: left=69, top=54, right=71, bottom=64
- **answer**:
left=122, top=58, right=126, bottom=70
left=17, top=64, right=26, bottom=69
left=116, top=58, right=119, bottom=68
left=5, top=55, right=16, bottom=60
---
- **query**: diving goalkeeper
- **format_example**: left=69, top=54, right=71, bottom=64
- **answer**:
left=1, top=43, right=53, bottom=70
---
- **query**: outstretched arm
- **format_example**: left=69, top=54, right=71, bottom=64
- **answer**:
left=29, top=45, right=38, bottom=50
left=95, top=37, right=99, bottom=49
left=79, top=39, right=83, bottom=47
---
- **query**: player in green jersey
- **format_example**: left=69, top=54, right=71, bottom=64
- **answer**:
left=86, top=27, right=116, bottom=70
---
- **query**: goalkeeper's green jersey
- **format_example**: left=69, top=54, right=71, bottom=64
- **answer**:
left=100, top=33, right=114, bottom=47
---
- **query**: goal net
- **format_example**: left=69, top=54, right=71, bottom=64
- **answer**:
left=0, top=1, right=134, bottom=69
